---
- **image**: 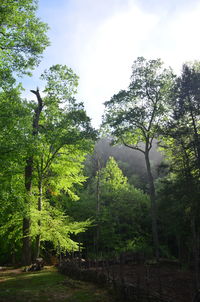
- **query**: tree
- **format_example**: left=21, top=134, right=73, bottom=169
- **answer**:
left=103, top=57, right=174, bottom=259
left=171, top=63, right=200, bottom=175
left=20, top=64, right=96, bottom=265
left=99, top=157, right=150, bottom=255
left=156, top=175, right=194, bottom=262
left=159, top=61, right=200, bottom=288
left=0, top=63, right=96, bottom=265
left=0, top=0, right=49, bottom=87
left=84, top=137, right=162, bottom=191
left=0, top=0, right=49, bottom=263
left=67, top=157, right=151, bottom=259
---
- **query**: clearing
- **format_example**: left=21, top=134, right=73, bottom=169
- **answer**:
left=0, top=266, right=113, bottom=302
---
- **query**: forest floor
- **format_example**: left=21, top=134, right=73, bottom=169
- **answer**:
left=0, top=266, right=114, bottom=302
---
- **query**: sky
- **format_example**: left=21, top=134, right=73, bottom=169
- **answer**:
left=24, top=0, right=200, bottom=128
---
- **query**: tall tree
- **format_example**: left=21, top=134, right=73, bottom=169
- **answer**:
left=103, top=57, right=174, bottom=260
left=0, top=0, right=49, bottom=263
left=23, top=88, right=43, bottom=265
left=21, top=64, right=96, bottom=264
left=160, top=61, right=200, bottom=288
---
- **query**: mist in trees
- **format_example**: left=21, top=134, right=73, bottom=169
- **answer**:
left=1, top=0, right=200, bottom=292
left=102, top=57, right=174, bottom=260
left=85, top=137, right=163, bottom=190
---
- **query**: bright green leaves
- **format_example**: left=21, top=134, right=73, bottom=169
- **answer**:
left=30, top=201, right=91, bottom=253
left=0, top=0, right=49, bottom=82
left=24, top=65, right=96, bottom=255
left=42, top=146, right=87, bottom=201
left=0, top=1, right=95, bottom=261
left=96, top=157, right=150, bottom=255
left=98, top=157, right=128, bottom=191
left=0, top=60, right=96, bottom=260
left=41, top=65, right=79, bottom=105
left=0, top=169, right=26, bottom=263
left=0, top=87, right=32, bottom=167
left=38, top=65, right=96, bottom=148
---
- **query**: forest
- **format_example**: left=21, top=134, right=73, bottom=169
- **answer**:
left=0, top=1, right=200, bottom=301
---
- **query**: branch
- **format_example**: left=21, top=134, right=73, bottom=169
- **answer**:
left=147, top=94, right=159, bottom=132
left=42, top=144, right=65, bottom=174
left=145, top=83, right=154, bottom=104
left=30, top=88, right=43, bottom=109
left=121, top=137, right=145, bottom=154
left=148, top=136, right=154, bottom=151
left=30, top=88, right=43, bottom=135
left=137, top=124, right=147, bottom=139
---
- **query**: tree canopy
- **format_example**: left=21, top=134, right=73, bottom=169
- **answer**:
left=0, top=0, right=49, bottom=85
left=1, top=1, right=200, bottom=291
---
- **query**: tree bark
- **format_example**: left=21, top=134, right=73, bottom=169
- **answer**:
left=122, top=140, right=160, bottom=261
left=22, top=217, right=32, bottom=265
left=189, top=102, right=200, bottom=172
left=95, top=158, right=101, bottom=258
left=22, top=157, right=33, bottom=265
left=145, top=148, right=159, bottom=261
left=35, top=178, right=42, bottom=259
left=22, top=88, right=43, bottom=265
left=191, top=214, right=199, bottom=290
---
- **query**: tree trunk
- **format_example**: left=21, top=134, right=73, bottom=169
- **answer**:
left=22, top=157, right=33, bottom=265
left=22, top=88, right=43, bottom=265
left=22, top=217, right=32, bottom=265
left=35, top=178, right=42, bottom=259
left=145, top=149, right=159, bottom=261
left=188, top=98, right=200, bottom=171
left=191, top=215, right=199, bottom=290
left=95, top=157, right=101, bottom=258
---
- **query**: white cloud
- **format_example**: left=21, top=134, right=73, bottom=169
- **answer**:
left=24, top=0, right=200, bottom=129
left=77, top=4, right=159, bottom=127
left=141, top=2, right=200, bottom=72
left=77, top=1, right=200, bottom=128
left=167, top=3, right=200, bottom=68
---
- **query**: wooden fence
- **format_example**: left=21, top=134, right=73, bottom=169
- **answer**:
left=58, top=259, right=176, bottom=302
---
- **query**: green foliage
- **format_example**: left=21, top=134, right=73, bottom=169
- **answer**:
left=0, top=87, right=31, bottom=160
left=41, top=64, right=79, bottom=102
left=0, top=62, right=96, bottom=262
left=122, top=238, right=153, bottom=258
left=103, top=57, right=174, bottom=149
left=0, top=0, right=51, bottom=263
left=1, top=5, right=200, bottom=270
left=67, top=157, right=151, bottom=257
left=0, top=168, right=25, bottom=263
left=157, top=62, right=200, bottom=265
left=46, top=147, right=87, bottom=200
left=98, top=156, right=128, bottom=190
left=30, top=200, right=91, bottom=253
left=102, top=57, right=175, bottom=259
left=156, top=176, right=194, bottom=260
left=24, top=65, right=96, bottom=256
left=0, top=0, right=49, bottom=82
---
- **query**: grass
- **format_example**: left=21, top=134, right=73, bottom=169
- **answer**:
left=0, top=267, right=113, bottom=302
